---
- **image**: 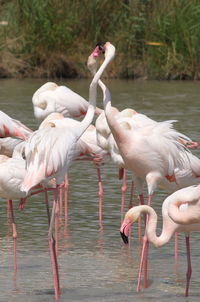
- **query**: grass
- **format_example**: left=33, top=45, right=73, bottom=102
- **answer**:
left=0, top=0, right=200, bottom=79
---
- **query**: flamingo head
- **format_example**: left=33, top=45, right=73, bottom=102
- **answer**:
left=120, top=207, right=140, bottom=244
left=98, top=42, right=116, bottom=60
left=120, top=217, right=132, bottom=244
left=87, top=43, right=103, bottom=74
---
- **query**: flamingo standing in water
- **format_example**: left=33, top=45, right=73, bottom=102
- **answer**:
left=0, top=153, right=54, bottom=271
left=97, top=41, right=200, bottom=290
left=21, top=43, right=115, bottom=300
left=120, top=184, right=200, bottom=297
left=39, top=112, right=109, bottom=226
left=32, top=81, right=103, bottom=120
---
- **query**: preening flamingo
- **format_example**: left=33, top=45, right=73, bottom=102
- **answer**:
left=120, top=184, right=200, bottom=296
left=32, top=81, right=103, bottom=120
left=21, top=43, right=115, bottom=299
left=0, top=110, right=33, bottom=140
left=0, top=137, right=22, bottom=157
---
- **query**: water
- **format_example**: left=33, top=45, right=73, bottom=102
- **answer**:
left=0, top=79, right=200, bottom=302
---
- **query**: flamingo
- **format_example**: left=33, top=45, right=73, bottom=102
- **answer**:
left=21, top=42, right=115, bottom=299
left=95, top=94, right=198, bottom=216
left=32, top=81, right=103, bottom=120
left=0, top=154, right=54, bottom=272
left=0, top=137, right=22, bottom=157
left=95, top=108, right=133, bottom=215
left=97, top=41, right=200, bottom=289
left=39, top=112, right=109, bottom=226
left=120, top=184, right=200, bottom=296
left=0, top=110, right=33, bottom=140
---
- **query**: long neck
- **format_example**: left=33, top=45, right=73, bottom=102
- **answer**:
left=79, top=55, right=113, bottom=139
left=101, top=78, right=128, bottom=147
left=137, top=205, right=176, bottom=247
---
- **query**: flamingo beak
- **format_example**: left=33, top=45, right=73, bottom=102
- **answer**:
left=96, top=42, right=105, bottom=54
left=120, top=217, right=132, bottom=244
left=120, top=231, right=129, bottom=244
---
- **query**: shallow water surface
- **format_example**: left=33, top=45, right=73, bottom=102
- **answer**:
left=0, top=79, right=200, bottom=302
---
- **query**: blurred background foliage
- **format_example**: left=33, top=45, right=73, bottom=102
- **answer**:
left=0, top=0, right=200, bottom=79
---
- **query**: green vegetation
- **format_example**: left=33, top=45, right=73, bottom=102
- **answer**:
left=1, top=0, right=200, bottom=79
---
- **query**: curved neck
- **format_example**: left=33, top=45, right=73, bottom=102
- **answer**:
left=79, top=54, right=114, bottom=138
left=101, top=77, right=128, bottom=147
left=136, top=205, right=176, bottom=247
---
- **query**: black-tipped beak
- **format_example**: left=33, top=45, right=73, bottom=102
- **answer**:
left=96, top=42, right=105, bottom=53
left=120, top=231, right=129, bottom=244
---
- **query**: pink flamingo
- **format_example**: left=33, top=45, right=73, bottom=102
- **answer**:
left=32, top=81, right=103, bottom=120
left=39, top=112, right=109, bottom=226
left=98, top=41, right=200, bottom=290
left=21, top=43, right=115, bottom=300
left=120, top=184, right=200, bottom=297
left=0, top=154, right=54, bottom=271
left=0, top=110, right=32, bottom=140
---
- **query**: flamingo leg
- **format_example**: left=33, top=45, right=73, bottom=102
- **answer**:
left=128, top=180, right=134, bottom=209
left=137, top=235, right=148, bottom=292
left=59, top=185, right=63, bottom=216
left=44, top=189, right=50, bottom=226
left=55, top=197, right=60, bottom=257
left=8, top=200, right=17, bottom=272
left=64, top=174, right=69, bottom=225
left=143, top=194, right=153, bottom=288
left=137, top=194, right=144, bottom=244
left=48, top=185, right=60, bottom=300
left=174, top=232, right=179, bottom=270
left=185, top=235, right=192, bottom=297
left=97, top=167, right=103, bottom=227
left=18, top=198, right=26, bottom=210
left=121, top=168, right=127, bottom=218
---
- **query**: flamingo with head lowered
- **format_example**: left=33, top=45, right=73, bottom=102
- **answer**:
left=120, top=184, right=200, bottom=297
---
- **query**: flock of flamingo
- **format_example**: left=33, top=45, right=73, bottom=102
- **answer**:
left=1, top=42, right=200, bottom=299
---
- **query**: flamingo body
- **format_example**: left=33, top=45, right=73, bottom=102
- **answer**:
left=32, top=82, right=102, bottom=120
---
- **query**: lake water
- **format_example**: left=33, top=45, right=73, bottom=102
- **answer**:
left=0, top=78, right=200, bottom=302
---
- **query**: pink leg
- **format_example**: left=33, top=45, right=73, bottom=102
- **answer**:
left=137, top=235, right=148, bottom=292
left=55, top=198, right=59, bottom=257
left=97, top=167, right=103, bottom=227
left=59, top=185, right=63, bottom=216
left=137, top=194, right=144, bottom=244
left=121, top=168, right=127, bottom=217
left=174, top=232, right=179, bottom=269
left=64, top=174, right=69, bottom=225
left=44, top=189, right=50, bottom=226
left=18, top=198, right=26, bottom=210
left=48, top=185, right=60, bottom=300
left=185, top=235, right=192, bottom=297
left=143, top=194, right=153, bottom=288
left=8, top=200, right=17, bottom=272
left=128, top=181, right=134, bottom=209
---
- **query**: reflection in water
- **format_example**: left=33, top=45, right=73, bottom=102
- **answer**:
left=0, top=79, right=200, bottom=301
